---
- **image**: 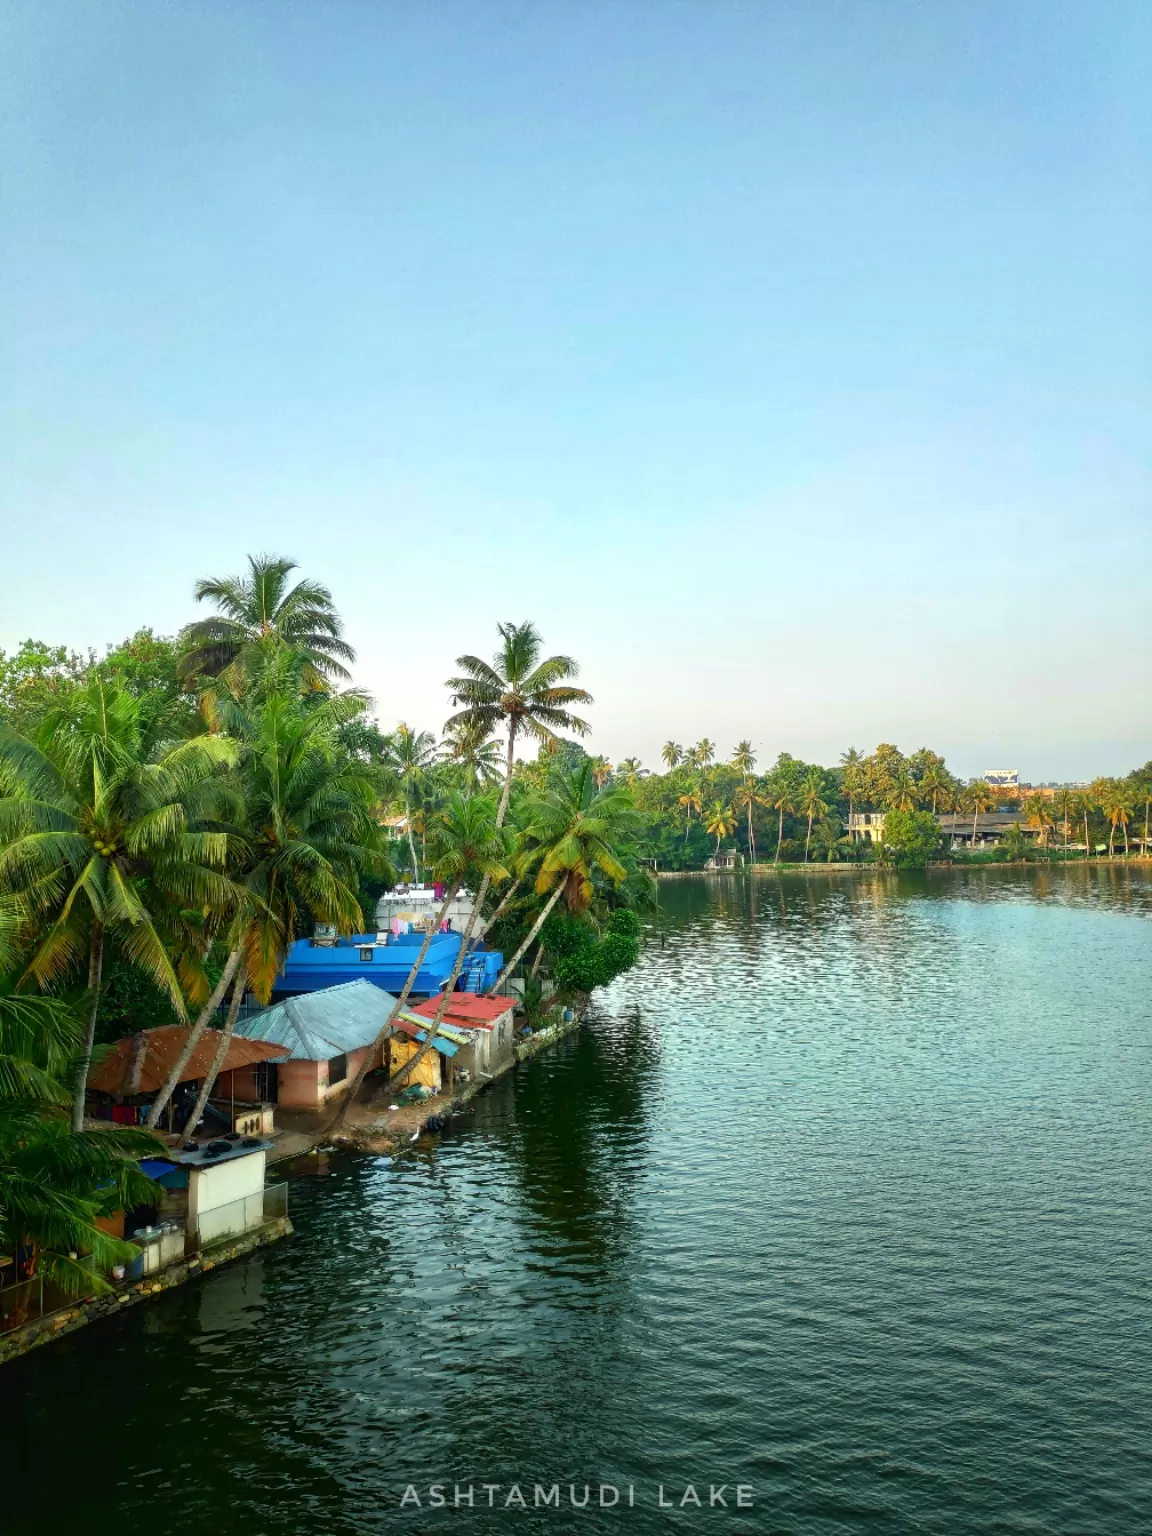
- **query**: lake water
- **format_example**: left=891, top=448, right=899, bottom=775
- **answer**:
left=5, top=866, right=1152, bottom=1535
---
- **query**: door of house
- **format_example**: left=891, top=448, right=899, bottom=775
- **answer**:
left=255, top=1061, right=279, bottom=1104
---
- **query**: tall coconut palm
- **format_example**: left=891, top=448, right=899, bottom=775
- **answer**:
left=693, top=739, right=716, bottom=770
left=1024, top=795, right=1054, bottom=850
left=440, top=722, right=504, bottom=791
left=590, top=756, right=614, bottom=789
left=678, top=782, right=702, bottom=841
left=0, top=676, right=237, bottom=1129
left=732, top=741, right=756, bottom=779
left=146, top=673, right=391, bottom=1129
left=886, top=771, right=919, bottom=813
left=798, top=768, right=830, bottom=862
left=733, top=780, right=766, bottom=863
left=661, top=741, right=683, bottom=772
left=616, top=757, right=646, bottom=788
left=388, top=724, right=437, bottom=879
left=177, top=553, right=354, bottom=692
left=330, top=791, right=511, bottom=1126
left=769, top=773, right=797, bottom=865
left=485, top=762, right=640, bottom=995
left=1100, top=782, right=1133, bottom=857
left=919, top=764, right=950, bottom=816
left=840, top=747, right=863, bottom=822
left=704, top=801, right=737, bottom=856
left=1053, top=787, right=1077, bottom=859
left=445, top=622, right=592, bottom=829
left=961, top=780, right=996, bottom=849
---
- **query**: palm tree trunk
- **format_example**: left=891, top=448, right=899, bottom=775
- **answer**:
left=405, top=791, right=419, bottom=881
left=746, top=800, right=754, bottom=863
left=327, top=880, right=462, bottom=1131
left=496, top=722, right=517, bottom=829
left=1108, top=823, right=1115, bottom=858
left=184, top=963, right=248, bottom=1139
left=529, top=942, right=545, bottom=979
left=1145, top=799, right=1150, bottom=857
left=72, top=920, right=105, bottom=1133
left=1083, top=810, right=1090, bottom=859
left=484, top=883, right=565, bottom=996
left=971, top=808, right=979, bottom=848
left=381, top=872, right=494, bottom=1098
left=805, top=812, right=814, bottom=862
left=775, top=807, right=784, bottom=864
left=145, top=947, right=243, bottom=1130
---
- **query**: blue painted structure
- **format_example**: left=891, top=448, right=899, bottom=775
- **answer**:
left=275, top=933, right=503, bottom=1000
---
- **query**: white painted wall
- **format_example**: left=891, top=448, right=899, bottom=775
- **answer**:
left=188, top=1149, right=267, bottom=1245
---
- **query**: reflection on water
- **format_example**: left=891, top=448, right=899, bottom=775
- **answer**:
left=3, top=866, right=1151, bottom=1536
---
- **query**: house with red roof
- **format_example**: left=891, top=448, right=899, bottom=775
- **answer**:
left=410, top=992, right=518, bottom=1082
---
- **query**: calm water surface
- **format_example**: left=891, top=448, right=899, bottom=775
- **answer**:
left=6, top=867, right=1152, bottom=1535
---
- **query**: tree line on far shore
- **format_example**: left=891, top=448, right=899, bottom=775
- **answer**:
left=581, top=741, right=1151, bottom=871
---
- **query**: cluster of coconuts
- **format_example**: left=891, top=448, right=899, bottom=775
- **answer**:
left=92, top=838, right=119, bottom=856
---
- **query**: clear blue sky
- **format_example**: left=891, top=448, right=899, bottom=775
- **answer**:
left=2, top=1, right=1148, bottom=781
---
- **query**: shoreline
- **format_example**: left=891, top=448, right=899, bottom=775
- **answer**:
left=657, top=856, right=1152, bottom=878
left=325, top=1008, right=583, bottom=1159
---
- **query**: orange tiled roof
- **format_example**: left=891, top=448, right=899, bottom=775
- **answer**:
left=87, top=1026, right=288, bottom=1096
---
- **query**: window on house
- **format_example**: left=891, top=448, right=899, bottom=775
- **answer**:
left=328, top=1053, right=348, bottom=1085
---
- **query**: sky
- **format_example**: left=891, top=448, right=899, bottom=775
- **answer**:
left=2, top=0, right=1149, bottom=782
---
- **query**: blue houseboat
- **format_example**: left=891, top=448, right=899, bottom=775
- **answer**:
left=275, top=932, right=503, bottom=1000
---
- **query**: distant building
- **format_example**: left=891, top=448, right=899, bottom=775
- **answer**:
left=705, top=850, right=744, bottom=871
left=983, top=769, right=1019, bottom=789
left=848, top=811, right=886, bottom=842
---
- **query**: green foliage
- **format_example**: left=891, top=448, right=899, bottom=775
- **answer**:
left=881, top=809, right=941, bottom=867
left=0, top=985, right=162, bottom=1292
left=549, top=907, right=641, bottom=994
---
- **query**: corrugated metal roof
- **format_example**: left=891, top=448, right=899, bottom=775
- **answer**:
left=88, top=1027, right=289, bottom=1095
left=233, top=979, right=400, bottom=1061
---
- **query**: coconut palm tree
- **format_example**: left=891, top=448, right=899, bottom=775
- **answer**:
left=439, top=722, right=504, bottom=791
left=810, top=814, right=852, bottom=863
left=693, top=739, right=716, bottom=770
left=485, top=762, right=640, bottom=994
left=768, top=772, right=797, bottom=865
left=798, top=768, right=830, bottom=862
left=704, top=801, right=737, bottom=856
left=590, top=756, right=614, bottom=789
left=445, top=622, right=592, bottom=829
left=919, top=764, right=951, bottom=816
left=0, top=676, right=237, bottom=1129
left=146, top=671, right=391, bottom=1129
left=886, top=771, right=919, bottom=813
left=732, top=741, right=756, bottom=779
left=616, top=757, right=646, bottom=788
left=961, top=780, right=996, bottom=849
left=733, top=780, right=766, bottom=863
left=388, top=724, right=437, bottom=879
left=677, top=782, right=702, bottom=841
left=1100, top=781, right=1134, bottom=857
left=661, top=741, right=683, bottom=772
left=177, top=553, right=354, bottom=691
left=840, top=748, right=863, bottom=822
left=1129, top=765, right=1152, bottom=857
left=1024, top=795, right=1054, bottom=850
left=1053, top=787, right=1077, bottom=859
